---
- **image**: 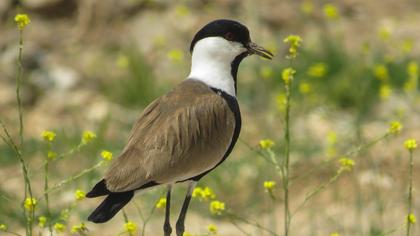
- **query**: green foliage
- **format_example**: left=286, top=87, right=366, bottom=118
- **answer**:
left=101, top=50, right=159, bottom=108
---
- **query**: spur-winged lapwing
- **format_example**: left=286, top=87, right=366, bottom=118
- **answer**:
left=86, top=19, right=273, bottom=235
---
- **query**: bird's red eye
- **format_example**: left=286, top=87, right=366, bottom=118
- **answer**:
left=224, top=32, right=235, bottom=41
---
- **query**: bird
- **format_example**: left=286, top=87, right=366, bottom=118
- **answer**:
left=86, top=19, right=273, bottom=236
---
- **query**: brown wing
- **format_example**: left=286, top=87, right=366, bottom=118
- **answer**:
left=105, top=80, right=236, bottom=192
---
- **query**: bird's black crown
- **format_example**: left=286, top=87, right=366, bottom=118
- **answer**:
left=189, top=19, right=251, bottom=53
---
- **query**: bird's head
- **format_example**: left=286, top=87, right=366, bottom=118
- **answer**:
left=190, top=19, right=273, bottom=61
left=188, top=19, right=273, bottom=96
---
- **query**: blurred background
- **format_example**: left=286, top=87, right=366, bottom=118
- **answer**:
left=1, top=0, right=420, bottom=235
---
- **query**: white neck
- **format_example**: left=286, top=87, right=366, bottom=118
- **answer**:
left=187, top=37, right=247, bottom=97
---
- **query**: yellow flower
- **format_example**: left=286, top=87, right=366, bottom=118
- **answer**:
left=299, top=82, right=311, bottom=94
left=300, top=1, right=314, bottom=15
left=192, top=187, right=202, bottom=198
left=14, top=14, right=30, bottom=29
left=259, top=139, right=275, bottom=149
left=307, top=63, right=328, bottom=78
left=387, top=121, right=402, bottom=135
left=82, top=131, right=96, bottom=144
left=0, top=224, right=7, bottom=230
left=167, top=49, right=184, bottom=63
left=404, top=139, right=417, bottom=151
left=323, top=4, right=339, bottom=20
left=101, top=150, right=113, bottom=161
left=404, top=81, right=417, bottom=92
left=327, top=131, right=337, bottom=145
left=283, top=35, right=302, bottom=59
left=24, top=197, right=37, bottom=211
left=38, top=216, right=47, bottom=228
left=47, top=151, right=57, bottom=160
left=202, top=187, right=216, bottom=199
left=407, top=61, right=418, bottom=78
left=401, top=39, right=414, bottom=54
left=207, top=224, right=218, bottom=234
left=124, top=221, right=137, bottom=233
left=183, top=232, right=192, bottom=236
left=153, top=35, right=167, bottom=48
left=54, top=223, right=66, bottom=233
left=175, top=5, right=190, bottom=17
left=408, top=213, right=416, bottom=224
left=156, top=197, right=167, bottom=209
left=116, top=54, right=129, bottom=69
left=379, top=84, right=392, bottom=100
left=405, top=61, right=418, bottom=93
left=210, top=200, right=225, bottom=215
left=284, top=35, right=302, bottom=48
left=60, top=209, right=70, bottom=220
left=330, top=233, right=340, bottom=236
left=275, top=93, right=286, bottom=112
left=192, top=187, right=216, bottom=201
left=41, top=130, right=56, bottom=142
left=282, top=67, right=296, bottom=85
left=260, top=65, right=273, bottom=80
left=263, top=181, right=276, bottom=191
left=378, top=25, right=392, bottom=41
left=71, top=223, right=87, bottom=234
left=361, top=42, right=371, bottom=55
left=339, top=157, right=355, bottom=171
left=74, top=189, right=86, bottom=201
left=373, top=64, right=390, bottom=81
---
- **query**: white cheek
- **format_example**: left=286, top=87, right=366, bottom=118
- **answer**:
left=194, top=37, right=246, bottom=60
left=188, top=37, right=248, bottom=97
left=227, top=41, right=248, bottom=56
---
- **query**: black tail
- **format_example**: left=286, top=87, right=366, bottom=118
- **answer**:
left=87, top=191, right=134, bottom=223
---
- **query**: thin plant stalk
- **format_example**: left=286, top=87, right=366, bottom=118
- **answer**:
left=45, top=161, right=105, bottom=194
left=225, top=211, right=278, bottom=236
left=15, top=23, right=35, bottom=236
left=406, top=150, right=414, bottom=236
left=133, top=200, right=157, bottom=236
left=291, top=169, right=343, bottom=218
left=282, top=81, right=292, bottom=236
left=281, top=36, right=300, bottom=235
left=0, top=122, right=34, bottom=235
left=44, top=143, right=53, bottom=235
left=122, top=210, right=134, bottom=236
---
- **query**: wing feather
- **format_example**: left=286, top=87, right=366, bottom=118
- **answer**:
left=105, top=80, right=235, bottom=192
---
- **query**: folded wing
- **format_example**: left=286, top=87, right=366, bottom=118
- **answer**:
left=105, top=80, right=236, bottom=192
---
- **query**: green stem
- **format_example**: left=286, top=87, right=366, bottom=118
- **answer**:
left=133, top=196, right=158, bottom=236
left=406, top=150, right=414, bottom=236
left=16, top=30, right=24, bottom=148
left=238, top=138, right=277, bottom=165
left=44, top=144, right=53, bottom=235
left=290, top=133, right=388, bottom=183
left=16, top=25, right=35, bottom=236
left=0, top=121, right=33, bottom=236
left=45, top=161, right=104, bottom=194
left=225, top=211, right=278, bottom=236
left=1, top=230, right=22, bottom=236
left=283, top=82, right=291, bottom=236
left=122, top=210, right=134, bottom=236
left=228, top=218, right=252, bottom=236
left=291, top=169, right=343, bottom=218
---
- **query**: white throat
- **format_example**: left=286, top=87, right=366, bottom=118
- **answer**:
left=187, top=37, right=247, bottom=97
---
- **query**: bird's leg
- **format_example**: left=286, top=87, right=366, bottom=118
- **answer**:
left=176, top=181, right=197, bottom=236
left=164, top=184, right=173, bottom=236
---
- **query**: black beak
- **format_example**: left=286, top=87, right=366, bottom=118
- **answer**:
left=247, top=42, right=274, bottom=60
